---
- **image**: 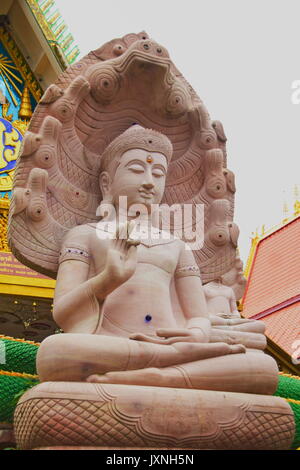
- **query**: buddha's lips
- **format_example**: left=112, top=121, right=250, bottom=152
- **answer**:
left=138, top=191, right=155, bottom=198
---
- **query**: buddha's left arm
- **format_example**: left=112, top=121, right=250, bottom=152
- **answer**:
left=175, top=243, right=211, bottom=342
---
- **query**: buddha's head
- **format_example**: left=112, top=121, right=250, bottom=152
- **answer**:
left=99, top=125, right=173, bottom=211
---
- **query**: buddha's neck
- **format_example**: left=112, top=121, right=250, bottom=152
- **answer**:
left=117, top=207, right=154, bottom=226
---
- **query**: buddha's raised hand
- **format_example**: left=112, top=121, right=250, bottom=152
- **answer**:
left=103, top=221, right=140, bottom=291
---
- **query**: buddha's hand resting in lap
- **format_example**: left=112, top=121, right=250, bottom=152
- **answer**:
left=209, top=314, right=254, bottom=326
left=129, top=329, right=246, bottom=355
left=130, top=328, right=207, bottom=344
left=103, top=221, right=140, bottom=291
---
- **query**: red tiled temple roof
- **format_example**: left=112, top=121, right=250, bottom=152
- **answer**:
left=242, top=216, right=300, bottom=360
left=262, top=302, right=300, bottom=356
left=242, top=216, right=300, bottom=318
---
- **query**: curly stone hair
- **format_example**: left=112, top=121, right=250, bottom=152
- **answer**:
left=100, top=125, right=173, bottom=176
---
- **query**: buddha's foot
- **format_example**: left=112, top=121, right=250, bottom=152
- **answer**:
left=86, top=349, right=279, bottom=396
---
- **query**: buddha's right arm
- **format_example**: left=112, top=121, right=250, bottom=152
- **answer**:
left=53, top=259, right=114, bottom=333
left=53, top=224, right=138, bottom=332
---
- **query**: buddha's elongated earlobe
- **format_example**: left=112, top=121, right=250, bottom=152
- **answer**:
left=99, top=171, right=111, bottom=196
left=97, top=171, right=115, bottom=219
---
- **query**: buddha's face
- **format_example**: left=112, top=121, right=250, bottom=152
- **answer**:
left=104, top=148, right=168, bottom=210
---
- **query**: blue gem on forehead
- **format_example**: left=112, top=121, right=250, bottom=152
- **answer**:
left=145, top=315, right=152, bottom=323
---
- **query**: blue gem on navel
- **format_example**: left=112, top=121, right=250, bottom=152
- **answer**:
left=145, top=315, right=152, bottom=323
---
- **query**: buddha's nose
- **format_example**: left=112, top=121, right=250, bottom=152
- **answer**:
left=142, top=181, right=154, bottom=190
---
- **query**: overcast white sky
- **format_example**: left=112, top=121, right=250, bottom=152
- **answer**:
left=55, top=0, right=300, bottom=264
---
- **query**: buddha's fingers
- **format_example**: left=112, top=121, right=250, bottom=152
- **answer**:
left=213, top=323, right=265, bottom=334
left=131, top=333, right=208, bottom=345
left=209, top=314, right=237, bottom=326
left=162, top=336, right=198, bottom=344
left=120, top=222, right=130, bottom=249
left=210, top=329, right=266, bottom=350
left=114, top=225, right=120, bottom=240
left=126, top=239, right=140, bottom=247
left=113, top=222, right=140, bottom=252
left=124, top=245, right=138, bottom=273
left=124, top=222, right=141, bottom=249
left=130, top=332, right=200, bottom=344
left=129, top=333, right=166, bottom=344
left=172, top=342, right=246, bottom=359
left=156, top=328, right=190, bottom=338
left=229, top=344, right=247, bottom=354
left=114, top=223, right=126, bottom=251
left=127, top=220, right=136, bottom=236
left=210, top=315, right=260, bottom=327
left=230, top=318, right=256, bottom=324
left=117, top=222, right=140, bottom=252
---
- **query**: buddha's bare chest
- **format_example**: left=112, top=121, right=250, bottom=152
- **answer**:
left=204, top=286, right=232, bottom=300
left=90, top=234, right=181, bottom=276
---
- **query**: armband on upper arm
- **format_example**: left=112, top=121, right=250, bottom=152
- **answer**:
left=59, top=246, right=90, bottom=265
left=174, top=264, right=201, bottom=279
left=174, top=243, right=201, bottom=279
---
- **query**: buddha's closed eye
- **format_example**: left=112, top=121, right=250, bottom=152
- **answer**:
left=152, top=168, right=165, bottom=177
left=128, top=164, right=165, bottom=178
left=128, top=164, right=144, bottom=173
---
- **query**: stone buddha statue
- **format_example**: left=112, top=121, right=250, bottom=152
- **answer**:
left=9, top=34, right=295, bottom=450
left=204, top=279, right=267, bottom=350
left=36, top=125, right=277, bottom=393
left=204, top=279, right=241, bottom=319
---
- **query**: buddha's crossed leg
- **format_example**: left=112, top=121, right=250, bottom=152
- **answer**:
left=37, top=333, right=244, bottom=383
left=88, top=351, right=278, bottom=395
left=37, top=333, right=278, bottom=395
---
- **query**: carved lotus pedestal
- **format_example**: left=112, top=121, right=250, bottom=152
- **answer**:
left=13, top=382, right=295, bottom=450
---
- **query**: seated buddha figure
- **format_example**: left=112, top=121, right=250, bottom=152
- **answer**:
left=204, top=280, right=267, bottom=351
left=204, top=279, right=242, bottom=320
left=37, top=126, right=278, bottom=395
